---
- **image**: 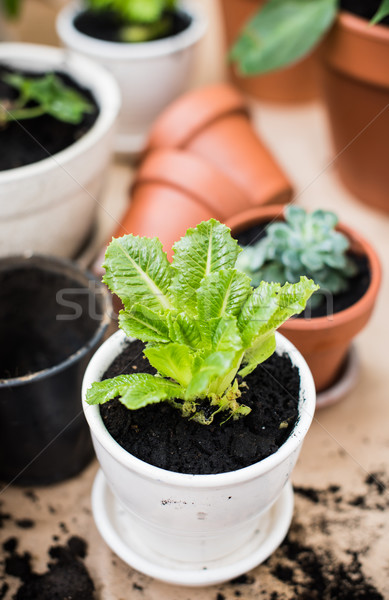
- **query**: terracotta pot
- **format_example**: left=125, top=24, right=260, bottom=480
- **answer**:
left=114, top=148, right=253, bottom=260
left=220, top=0, right=319, bottom=103
left=320, top=12, right=389, bottom=213
left=226, top=205, right=382, bottom=393
left=146, top=83, right=293, bottom=206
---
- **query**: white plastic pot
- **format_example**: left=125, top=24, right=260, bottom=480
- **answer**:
left=56, top=1, right=207, bottom=154
left=82, top=329, right=316, bottom=585
left=0, top=43, right=121, bottom=259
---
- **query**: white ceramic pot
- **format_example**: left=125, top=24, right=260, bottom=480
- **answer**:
left=0, top=43, right=120, bottom=259
left=82, top=329, right=316, bottom=584
left=56, top=1, right=207, bottom=154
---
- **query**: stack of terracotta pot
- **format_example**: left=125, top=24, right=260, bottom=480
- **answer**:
left=111, top=83, right=293, bottom=257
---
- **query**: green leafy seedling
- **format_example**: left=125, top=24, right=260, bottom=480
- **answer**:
left=85, top=0, right=178, bottom=42
left=86, top=219, right=318, bottom=424
left=230, top=0, right=389, bottom=76
left=236, top=206, right=357, bottom=309
left=0, top=72, right=94, bottom=126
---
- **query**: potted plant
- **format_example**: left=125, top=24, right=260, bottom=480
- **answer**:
left=0, top=43, right=120, bottom=259
left=56, top=0, right=207, bottom=155
left=220, top=0, right=320, bottom=103
left=0, top=253, right=112, bottom=486
left=82, top=219, right=317, bottom=584
left=229, top=0, right=389, bottom=212
left=230, top=205, right=382, bottom=404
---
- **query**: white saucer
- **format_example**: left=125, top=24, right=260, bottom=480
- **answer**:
left=316, top=344, right=359, bottom=409
left=92, top=470, right=294, bottom=587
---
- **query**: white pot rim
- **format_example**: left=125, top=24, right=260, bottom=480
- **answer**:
left=82, top=329, right=316, bottom=488
left=56, top=0, right=207, bottom=60
left=0, top=42, right=121, bottom=183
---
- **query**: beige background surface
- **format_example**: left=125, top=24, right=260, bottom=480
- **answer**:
left=1, top=1, right=389, bottom=598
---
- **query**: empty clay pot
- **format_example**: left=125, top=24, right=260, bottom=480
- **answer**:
left=220, top=0, right=319, bottom=103
left=146, top=83, right=293, bottom=206
left=320, top=12, right=389, bottom=213
left=113, top=148, right=253, bottom=260
left=226, top=205, right=382, bottom=393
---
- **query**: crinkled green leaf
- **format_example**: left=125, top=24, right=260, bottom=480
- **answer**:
left=86, top=373, right=184, bottom=409
left=167, top=313, right=203, bottom=349
left=185, top=351, right=236, bottom=400
left=118, top=304, right=170, bottom=343
left=230, top=0, right=337, bottom=75
left=103, top=235, right=174, bottom=313
left=239, top=334, right=276, bottom=378
left=144, top=343, right=199, bottom=387
left=171, top=220, right=241, bottom=315
left=239, top=277, right=318, bottom=376
left=239, top=277, right=319, bottom=347
left=206, top=316, right=243, bottom=354
left=197, top=269, right=252, bottom=321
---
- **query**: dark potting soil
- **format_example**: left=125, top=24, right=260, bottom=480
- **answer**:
left=0, top=66, right=99, bottom=171
left=0, top=266, right=98, bottom=379
left=74, top=9, right=191, bottom=43
left=2, top=536, right=95, bottom=600
left=340, top=0, right=389, bottom=26
left=100, top=340, right=301, bottom=475
left=235, top=223, right=371, bottom=319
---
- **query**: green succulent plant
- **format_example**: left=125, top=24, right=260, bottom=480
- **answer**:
left=85, top=0, right=178, bottom=42
left=230, top=0, right=389, bottom=76
left=236, top=206, right=357, bottom=309
left=86, top=219, right=318, bottom=425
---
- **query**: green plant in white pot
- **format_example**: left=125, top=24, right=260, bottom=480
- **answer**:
left=0, top=43, right=120, bottom=259
left=82, top=219, right=318, bottom=585
left=56, top=0, right=206, bottom=154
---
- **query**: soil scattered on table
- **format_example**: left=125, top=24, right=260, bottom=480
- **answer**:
left=2, top=536, right=95, bottom=600
left=218, top=473, right=388, bottom=599
left=100, top=340, right=300, bottom=474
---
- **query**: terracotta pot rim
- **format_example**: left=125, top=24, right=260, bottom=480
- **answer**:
left=225, top=205, right=382, bottom=332
left=146, top=83, right=248, bottom=151
left=338, top=10, right=389, bottom=41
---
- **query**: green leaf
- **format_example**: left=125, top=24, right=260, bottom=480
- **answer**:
left=230, top=0, right=337, bottom=75
left=239, top=277, right=318, bottom=376
left=239, top=334, right=276, bottom=377
left=144, top=343, right=198, bottom=387
left=3, top=73, right=94, bottom=124
left=167, top=313, right=203, bottom=349
left=86, top=373, right=184, bottom=409
left=371, top=0, right=389, bottom=24
left=119, top=304, right=170, bottom=343
left=197, top=269, right=252, bottom=321
left=171, top=220, right=241, bottom=315
left=103, top=235, right=174, bottom=313
left=206, top=316, right=243, bottom=354
left=1, top=0, right=23, bottom=19
left=238, top=281, right=285, bottom=346
left=185, top=351, right=236, bottom=400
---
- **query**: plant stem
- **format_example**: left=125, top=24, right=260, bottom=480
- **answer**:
left=0, top=104, right=46, bottom=123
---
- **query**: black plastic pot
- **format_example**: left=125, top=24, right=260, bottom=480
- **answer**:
left=0, top=254, right=112, bottom=486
